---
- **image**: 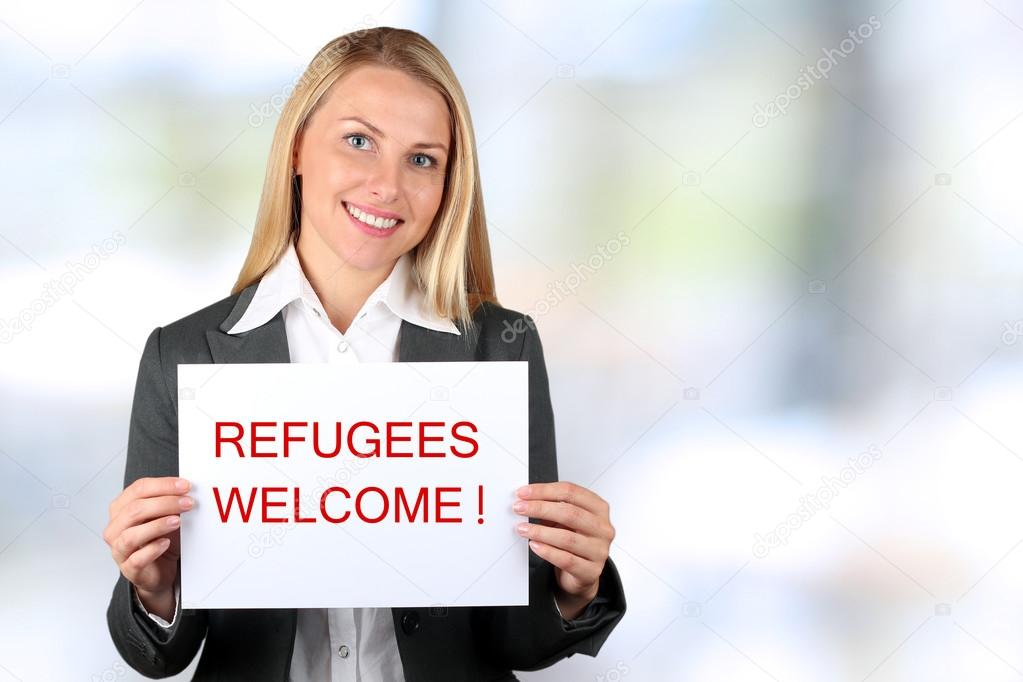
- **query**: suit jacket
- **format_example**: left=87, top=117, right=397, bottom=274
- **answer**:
left=107, top=281, right=627, bottom=681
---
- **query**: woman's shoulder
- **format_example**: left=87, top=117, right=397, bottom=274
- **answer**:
left=167, top=289, right=244, bottom=332
left=150, top=288, right=250, bottom=360
left=467, top=300, right=543, bottom=356
left=471, top=299, right=533, bottom=329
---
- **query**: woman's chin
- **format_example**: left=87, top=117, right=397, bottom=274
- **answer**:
left=329, top=240, right=402, bottom=273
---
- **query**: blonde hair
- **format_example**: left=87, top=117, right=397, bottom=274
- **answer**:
left=232, top=26, right=498, bottom=329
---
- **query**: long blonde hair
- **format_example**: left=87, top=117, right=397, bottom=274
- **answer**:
left=232, top=27, right=498, bottom=329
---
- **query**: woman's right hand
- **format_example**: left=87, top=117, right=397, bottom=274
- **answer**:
left=104, top=476, right=194, bottom=622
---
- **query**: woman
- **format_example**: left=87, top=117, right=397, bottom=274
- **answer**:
left=104, top=27, right=625, bottom=681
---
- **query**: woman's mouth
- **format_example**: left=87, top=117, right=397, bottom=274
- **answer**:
left=343, top=201, right=404, bottom=238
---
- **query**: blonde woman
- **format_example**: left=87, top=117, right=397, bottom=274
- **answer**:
left=103, top=27, right=625, bottom=680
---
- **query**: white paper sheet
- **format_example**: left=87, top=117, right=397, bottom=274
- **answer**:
left=176, top=361, right=528, bottom=609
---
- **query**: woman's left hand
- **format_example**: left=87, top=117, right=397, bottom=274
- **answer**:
left=513, top=481, right=615, bottom=619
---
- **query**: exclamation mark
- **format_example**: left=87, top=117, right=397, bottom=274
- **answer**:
left=477, top=485, right=484, bottom=524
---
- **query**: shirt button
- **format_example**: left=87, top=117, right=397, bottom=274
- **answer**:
left=401, top=611, right=420, bottom=635
left=337, top=340, right=348, bottom=353
left=312, top=308, right=321, bottom=318
left=337, top=644, right=350, bottom=658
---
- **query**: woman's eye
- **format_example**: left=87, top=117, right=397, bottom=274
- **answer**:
left=411, top=153, right=435, bottom=168
left=345, top=134, right=370, bottom=150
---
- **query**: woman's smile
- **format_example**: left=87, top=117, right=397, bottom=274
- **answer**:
left=342, top=200, right=405, bottom=238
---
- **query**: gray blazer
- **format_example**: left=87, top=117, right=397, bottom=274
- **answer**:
left=107, top=281, right=627, bottom=681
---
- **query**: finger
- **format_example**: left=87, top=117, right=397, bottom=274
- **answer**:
left=513, top=499, right=603, bottom=536
left=517, top=482, right=609, bottom=517
left=105, top=494, right=194, bottom=545
left=111, top=514, right=180, bottom=565
left=109, top=477, right=189, bottom=519
left=120, top=537, right=173, bottom=585
left=517, top=522, right=605, bottom=561
left=527, top=540, right=602, bottom=586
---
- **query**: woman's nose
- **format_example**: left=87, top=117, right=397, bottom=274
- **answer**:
left=365, top=158, right=401, bottom=204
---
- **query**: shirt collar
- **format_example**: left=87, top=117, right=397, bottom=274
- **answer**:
left=226, top=239, right=461, bottom=336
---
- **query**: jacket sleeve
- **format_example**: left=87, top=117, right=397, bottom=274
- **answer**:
left=475, top=315, right=626, bottom=671
left=107, top=326, right=209, bottom=677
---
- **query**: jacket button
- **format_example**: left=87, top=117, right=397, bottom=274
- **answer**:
left=401, top=611, right=420, bottom=635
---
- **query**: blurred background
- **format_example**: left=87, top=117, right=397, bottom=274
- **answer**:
left=1, top=0, right=1022, bottom=679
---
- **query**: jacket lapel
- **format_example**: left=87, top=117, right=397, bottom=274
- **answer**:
left=205, top=283, right=292, bottom=364
left=398, top=316, right=478, bottom=363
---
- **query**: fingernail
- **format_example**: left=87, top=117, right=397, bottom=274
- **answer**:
left=167, top=516, right=180, bottom=527
left=179, top=496, right=193, bottom=509
left=512, top=501, right=526, bottom=513
left=175, top=479, right=189, bottom=492
left=517, top=485, right=531, bottom=497
left=516, top=523, right=530, bottom=536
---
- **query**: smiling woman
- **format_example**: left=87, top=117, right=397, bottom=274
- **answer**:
left=104, top=26, right=625, bottom=682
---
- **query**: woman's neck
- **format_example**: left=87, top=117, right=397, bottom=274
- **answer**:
left=294, top=229, right=396, bottom=335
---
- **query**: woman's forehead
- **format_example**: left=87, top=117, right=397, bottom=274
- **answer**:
left=317, top=66, right=450, bottom=147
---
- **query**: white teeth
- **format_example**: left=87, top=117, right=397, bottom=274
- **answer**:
left=345, top=202, right=399, bottom=229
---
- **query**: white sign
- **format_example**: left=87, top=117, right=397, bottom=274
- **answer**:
left=177, top=362, right=528, bottom=610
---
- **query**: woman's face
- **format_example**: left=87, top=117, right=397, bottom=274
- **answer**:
left=293, top=64, right=451, bottom=275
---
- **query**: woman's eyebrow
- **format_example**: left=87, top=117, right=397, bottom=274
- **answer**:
left=337, top=116, right=448, bottom=153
